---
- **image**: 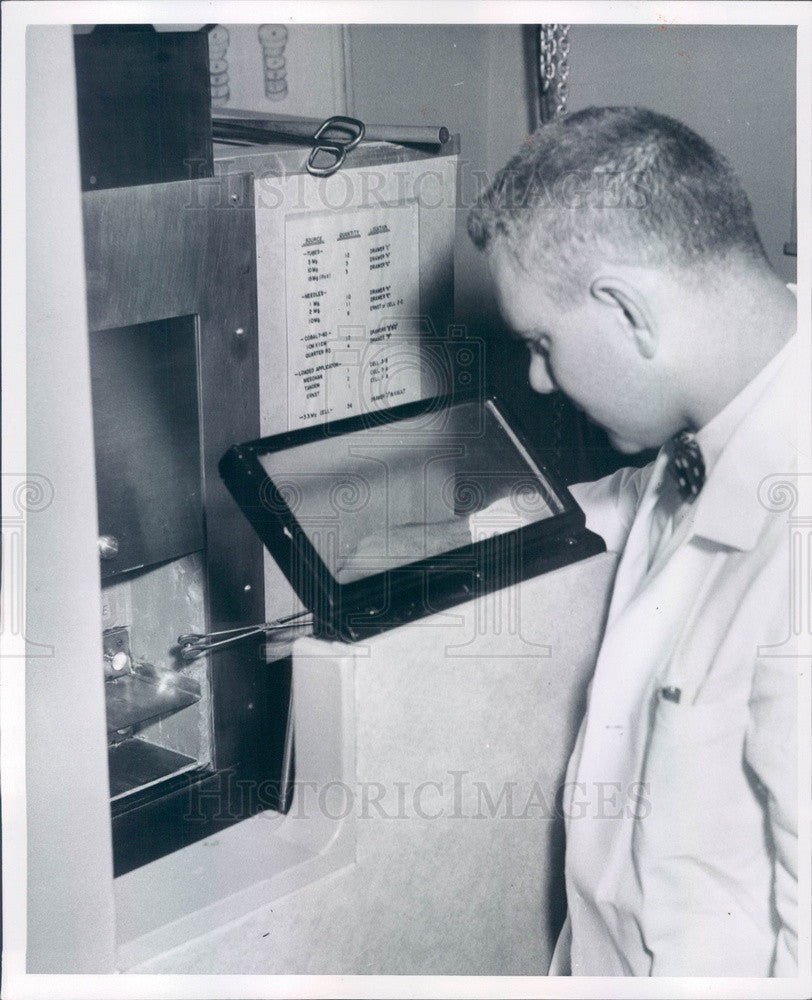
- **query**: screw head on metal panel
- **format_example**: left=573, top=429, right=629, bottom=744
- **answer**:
left=103, top=650, right=131, bottom=679
left=98, top=535, right=119, bottom=559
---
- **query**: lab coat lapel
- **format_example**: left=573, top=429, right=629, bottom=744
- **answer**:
left=603, top=449, right=669, bottom=627
left=691, top=343, right=796, bottom=551
left=580, top=540, right=715, bottom=769
left=567, top=540, right=723, bottom=902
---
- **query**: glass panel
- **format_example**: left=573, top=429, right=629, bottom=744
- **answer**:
left=90, top=315, right=204, bottom=578
left=103, top=552, right=213, bottom=802
left=257, top=399, right=564, bottom=583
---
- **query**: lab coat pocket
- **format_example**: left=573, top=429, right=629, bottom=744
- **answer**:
left=634, top=692, right=753, bottom=863
left=631, top=691, right=775, bottom=976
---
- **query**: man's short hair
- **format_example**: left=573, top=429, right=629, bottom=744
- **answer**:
left=468, top=106, right=769, bottom=302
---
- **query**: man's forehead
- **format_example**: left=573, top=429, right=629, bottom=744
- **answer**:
left=488, top=246, right=552, bottom=331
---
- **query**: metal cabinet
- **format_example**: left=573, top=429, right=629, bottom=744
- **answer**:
left=83, top=173, right=291, bottom=874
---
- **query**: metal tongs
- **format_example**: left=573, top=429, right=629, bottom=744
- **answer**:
left=212, top=114, right=365, bottom=177
left=178, top=609, right=313, bottom=660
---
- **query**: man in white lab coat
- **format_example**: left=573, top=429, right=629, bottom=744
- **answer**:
left=468, top=106, right=799, bottom=976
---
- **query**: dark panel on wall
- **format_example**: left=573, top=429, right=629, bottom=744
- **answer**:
left=90, top=316, right=203, bottom=578
left=74, top=25, right=213, bottom=191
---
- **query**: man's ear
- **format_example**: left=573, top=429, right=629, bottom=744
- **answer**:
left=590, top=275, right=658, bottom=359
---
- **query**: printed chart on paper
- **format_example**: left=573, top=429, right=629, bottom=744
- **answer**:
left=284, top=202, right=422, bottom=427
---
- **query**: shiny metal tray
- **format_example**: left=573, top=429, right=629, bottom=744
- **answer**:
left=106, top=662, right=201, bottom=736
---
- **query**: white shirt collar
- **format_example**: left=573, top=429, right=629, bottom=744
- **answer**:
left=694, top=337, right=795, bottom=477
left=689, top=334, right=798, bottom=551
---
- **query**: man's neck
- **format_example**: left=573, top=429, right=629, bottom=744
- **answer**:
left=676, top=269, right=796, bottom=432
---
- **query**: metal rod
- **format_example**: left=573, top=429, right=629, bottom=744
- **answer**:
left=213, top=111, right=450, bottom=147
left=363, top=124, right=450, bottom=145
left=212, top=119, right=343, bottom=152
left=178, top=610, right=312, bottom=652
left=178, top=610, right=313, bottom=661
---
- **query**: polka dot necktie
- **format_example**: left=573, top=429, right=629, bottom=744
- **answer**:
left=668, top=429, right=705, bottom=502
left=646, top=430, right=705, bottom=571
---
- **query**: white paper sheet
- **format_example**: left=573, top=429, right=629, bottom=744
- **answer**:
left=284, top=202, right=422, bottom=426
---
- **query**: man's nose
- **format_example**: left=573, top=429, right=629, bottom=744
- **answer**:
left=528, top=353, right=556, bottom=394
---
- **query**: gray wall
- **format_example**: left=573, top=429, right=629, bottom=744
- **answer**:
left=348, top=24, right=797, bottom=335
left=566, top=25, right=796, bottom=285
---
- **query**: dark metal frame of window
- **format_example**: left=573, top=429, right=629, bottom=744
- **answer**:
left=220, top=392, right=606, bottom=643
